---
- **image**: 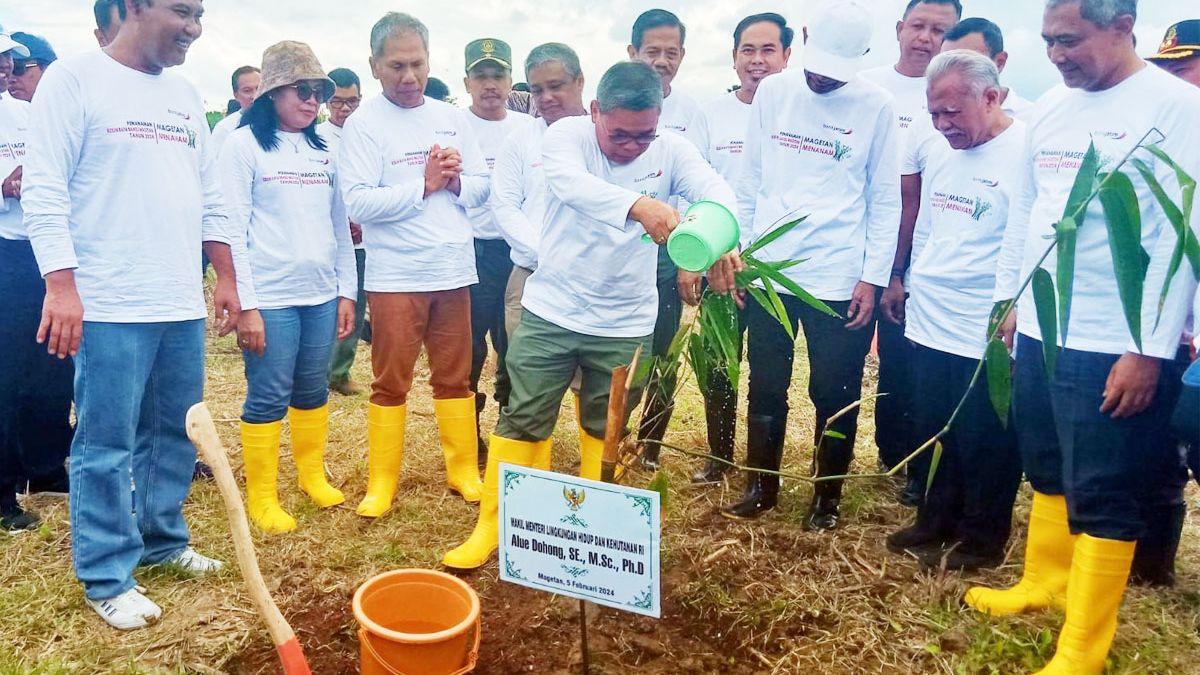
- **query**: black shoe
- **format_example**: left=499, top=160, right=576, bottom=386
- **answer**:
left=361, top=320, right=372, bottom=345
left=690, top=460, right=729, bottom=485
left=898, top=472, right=924, bottom=508
left=1130, top=502, right=1185, bottom=587
left=1, top=505, right=40, bottom=531
left=27, top=470, right=70, bottom=497
left=804, top=494, right=841, bottom=531
left=693, top=387, right=736, bottom=486
left=886, top=525, right=944, bottom=556
left=639, top=451, right=660, bottom=471
left=477, top=436, right=489, bottom=470
left=192, top=461, right=214, bottom=482
left=719, top=415, right=780, bottom=520
left=918, top=546, right=1003, bottom=572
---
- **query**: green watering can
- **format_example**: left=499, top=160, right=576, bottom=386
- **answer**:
left=647, top=200, right=741, bottom=272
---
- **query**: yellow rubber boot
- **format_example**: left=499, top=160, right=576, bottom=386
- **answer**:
left=1035, top=535, right=1135, bottom=674
left=434, top=397, right=485, bottom=503
left=443, top=434, right=538, bottom=569
left=239, top=420, right=296, bottom=534
left=288, top=405, right=345, bottom=508
left=965, top=492, right=1076, bottom=616
left=531, top=438, right=553, bottom=471
left=356, top=403, right=406, bottom=518
left=579, top=431, right=604, bottom=481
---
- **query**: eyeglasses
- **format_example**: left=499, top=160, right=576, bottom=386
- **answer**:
left=607, top=131, right=659, bottom=147
left=328, top=96, right=361, bottom=110
left=285, top=82, right=333, bottom=103
left=12, top=61, right=41, bottom=76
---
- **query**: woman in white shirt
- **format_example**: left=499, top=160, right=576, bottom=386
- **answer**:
left=223, top=41, right=357, bottom=534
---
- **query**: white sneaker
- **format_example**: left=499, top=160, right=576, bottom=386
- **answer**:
left=86, top=588, right=162, bottom=631
left=164, top=547, right=224, bottom=574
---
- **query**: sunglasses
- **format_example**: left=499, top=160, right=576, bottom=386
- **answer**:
left=328, top=97, right=361, bottom=110
left=285, top=82, right=332, bottom=104
left=11, top=61, right=41, bottom=76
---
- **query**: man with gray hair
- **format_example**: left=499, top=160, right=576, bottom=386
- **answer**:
left=443, top=61, right=739, bottom=570
left=884, top=50, right=1024, bottom=573
left=964, top=1, right=1200, bottom=671
left=338, top=12, right=490, bottom=519
left=490, top=42, right=587, bottom=337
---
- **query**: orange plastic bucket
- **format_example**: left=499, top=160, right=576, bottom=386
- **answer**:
left=353, top=569, right=481, bottom=675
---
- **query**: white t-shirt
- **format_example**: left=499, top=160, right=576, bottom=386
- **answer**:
left=522, top=116, right=736, bottom=338
left=660, top=89, right=700, bottom=136
left=906, top=120, right=1028, bottom=359
left=338, top=95, right=489, bottom=293
left=994, top=64, right=1200, bottom=359
left=317, top=119, right=361, bottom=252
left=210, top=109, right=242, bottom=153
left=22, top=51, right=229, bottom=323
left=861, top=64, right=932, bottom=154
left=465, top=109, right=537, bottom=240
left=490, top=118, right=549, bottom=270
left=737, top=68, right=902, bottom=301
left=904, top=87, right=1037, bottom=267
left=220, top=127, right=357, bottom=311
left=686, top=91, right=752, bottom=183
left=0, top=95, right=30, bottom=241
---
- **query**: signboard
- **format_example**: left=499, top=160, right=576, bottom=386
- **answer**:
left=498, top=464, right=661, bottom=618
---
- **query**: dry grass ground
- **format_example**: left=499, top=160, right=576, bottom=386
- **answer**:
left=2, top=317, right=1200, bottom=674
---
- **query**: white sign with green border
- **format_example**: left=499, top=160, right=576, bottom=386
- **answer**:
left=498, top=464, right=661, bottom=618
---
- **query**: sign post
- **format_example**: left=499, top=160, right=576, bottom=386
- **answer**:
left=497, top=465, right=662, bottom=618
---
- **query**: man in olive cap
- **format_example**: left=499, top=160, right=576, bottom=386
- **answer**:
left=461, top=37, right=537, bottom=466
left=1148, top=19, right=1200, bottom=87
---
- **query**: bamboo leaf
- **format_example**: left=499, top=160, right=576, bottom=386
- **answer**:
left=744, top=285, right=784, bottom=336
left=925, top=441, right=944, bottom=498
left=630, top=352, right=655, bottom=388
left=984, top=338, right=1012, bottom=426
left=988, top=299, right=1014, bottom=337
left=1054, top=142, right=1100, bottom=346
left=1064, top=142, right=1101, bottom=220
left=665, top=319, right=691, bottom=364
left=1130, top=156, right=1200, bottom=330
left=1055, top=215, right=1078, bottom=346
left=687, top=334, right=711, bottom=396
left=759, top=276, right=795, bottom=340
left=748, top=256, right=842, bottom=319
left=741, top=215, right=808, bottom=257
left=1032, top=268, right=1058, bottom=380
left=1097, top=171, right=1149, bottom=351
left=823, top=430, right=847, bottom=440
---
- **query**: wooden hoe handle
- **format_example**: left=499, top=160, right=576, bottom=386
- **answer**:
left=185, top=402, right=312, bottom=675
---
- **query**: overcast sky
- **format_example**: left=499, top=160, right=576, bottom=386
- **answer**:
left=4, top=1, right=1194, bottom=111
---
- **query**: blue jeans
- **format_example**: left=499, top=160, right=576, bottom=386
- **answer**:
left=1014, top=335, right=1187, bottom=541
left=242, top=300, right=337, bottom=423
left=70, top=319, right=205, bottom=600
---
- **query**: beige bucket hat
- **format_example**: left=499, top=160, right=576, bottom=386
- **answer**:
left=255, top=40, right=334, bottom=99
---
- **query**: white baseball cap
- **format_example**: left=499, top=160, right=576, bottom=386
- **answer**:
left=0, top=26, right=31, bottom=59
left=804, top=0, right=873, bottom=83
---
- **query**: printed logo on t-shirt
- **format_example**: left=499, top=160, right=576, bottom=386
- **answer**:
left=485, top=157, right=496, bottom=170
left=972, top=177, right=1000, bottom=188
left=1090, top=130, right=1127, bottom=141
left=771, top=130, right=853, bottom=162
left=434, top=129, right=458, bottom=137
left=634, top=169, right=664, bottom=183
left=0, top=142, right=25, bottom=161
left=821, top=123, right=854, bottom=135
left=107, top=120, right=198, bottom=149
left=1035, top=149, right=1088, bottom=174
left=665, top=123, right=687, bottom=133
left=392, top=150, right=431, bottom=167
left=261, top=170, right=334, bottom=187
left=931, top=190, right=993, bottom=221
left=898, top=115, right=913, bottom=130
left=714, top=140, right=744, bottom=155
left=167, top=108, right=192, bottom=121
left=309, top=157, right=331, bottom=166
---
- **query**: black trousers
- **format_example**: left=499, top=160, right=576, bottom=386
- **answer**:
left=0, top=238, right=74, bottom=508
left=639, top=250, right=683, bottom=447
left=746, top=293, right=873, bottom=497
left=874, top=299, right=917, bottom=469
left=1014, top=335, right=1188, bottom=541
left=910, top=343, right=1021, bottom=556
left=469, top=238, right=513, bottom=409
